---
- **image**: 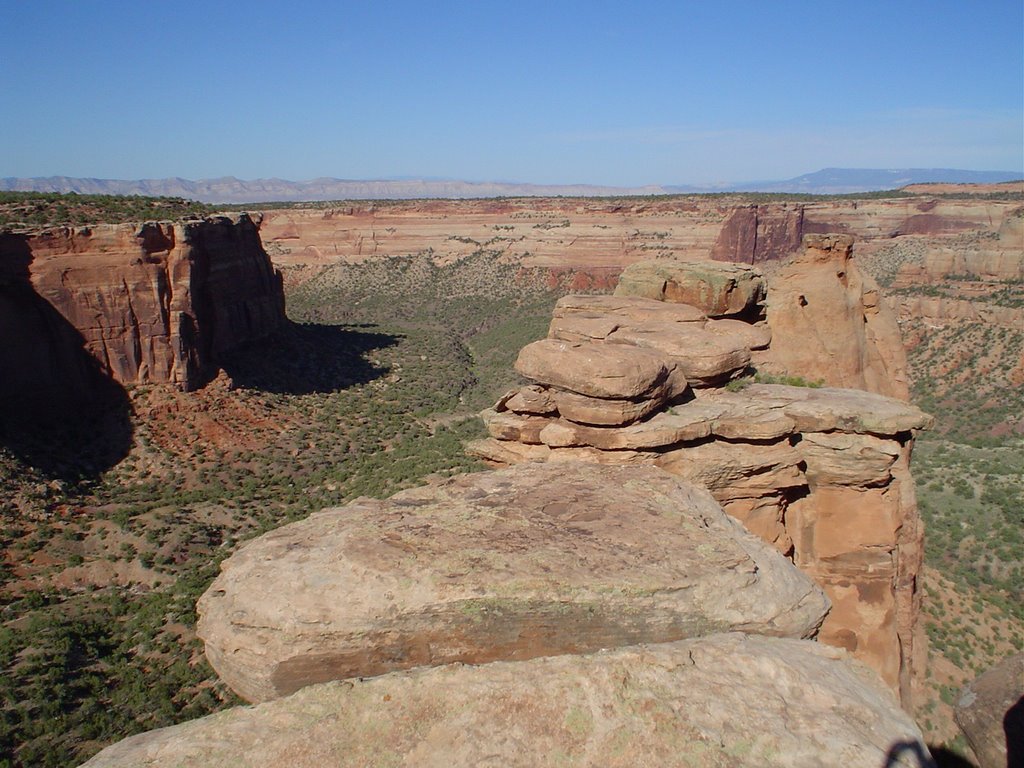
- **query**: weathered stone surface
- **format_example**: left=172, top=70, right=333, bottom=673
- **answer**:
left=797, top=431, right=901, bottom=487
left=480, top=408, right=549, bottom=444
left=547, top=314, right=621, bottom=341
left=692, top=391, right=797, bottom=440
left=549, top=388, right=666, bottom=426
left=515, top=338, right=678, bottom=399
left=705, top=316, right=772, bottom=350
left=605, top=323, right=750, bottom=385
left=954, top=652, right=1024, bottom=768
left=762, top=233, right=911, bottom=399
left=466, top=438, right=550, bottom=466
left=502, top=385, right=558, bottom=415
left=719, top=496, right=793, bottom=555
left=656, top=439, right=806, bottom=501
left=547, top=446, right=649, bottom=465
left=614, top=258, right=766, bottom=317
left=786, top=476, right=916, bottom=694
left=1, top=215, right=286, bottom=393
left=538, top=406, right=717, bottom=449
left=197, top=463, right=829, bottom=703
left=744, top=384, right=934, bottom=435
left=83, top=634, right=932, bottom=768
left=553, top=293, right=707, bottom=324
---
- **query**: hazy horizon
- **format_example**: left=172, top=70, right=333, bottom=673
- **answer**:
left=3, top=1, right=1022, bottom=185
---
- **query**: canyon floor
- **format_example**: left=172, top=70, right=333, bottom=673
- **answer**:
left=0, top=189, right=1021, bottom=767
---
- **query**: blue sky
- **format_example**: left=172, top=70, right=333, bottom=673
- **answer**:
left=2, top=1, right=1021, bottom=185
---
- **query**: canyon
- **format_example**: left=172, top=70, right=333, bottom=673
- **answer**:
left=0, top=187, right=1020, bottom=766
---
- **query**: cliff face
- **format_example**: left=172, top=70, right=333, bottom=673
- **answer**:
left=760, top=234, right=911, bottom=400
left=1, top=214, right=285, bottom=395
left=258, top=195, right=1020, bottom=278
left=709, top=204, right=805, bottom=264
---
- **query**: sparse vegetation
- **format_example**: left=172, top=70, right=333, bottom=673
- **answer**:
left=0, top=192, right=216, bottom=229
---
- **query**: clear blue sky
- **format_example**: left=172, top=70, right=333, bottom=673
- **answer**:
left=2, top=0, right=1021, bottom=185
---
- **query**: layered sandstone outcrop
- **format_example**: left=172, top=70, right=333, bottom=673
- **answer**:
left=256, top=194, right=1020, bottom=280
left=197, top=463, right=829, bottom=703
left=613, top=258, right=766, bottom=318
left=469, top=282, right=931, bottom=705
left=0, top=214, right=285, bottom=396
left=83, top=633, right=932, bottom=768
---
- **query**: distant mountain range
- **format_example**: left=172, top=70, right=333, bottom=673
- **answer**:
left=2, top=168, right=1019, bottom=203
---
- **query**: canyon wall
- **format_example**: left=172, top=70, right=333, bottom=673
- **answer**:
left=759, top=234, right=911, bottom=399
left=257, top=195, right=1021, bottom=276
left=0, top=214, right=286, bottom=402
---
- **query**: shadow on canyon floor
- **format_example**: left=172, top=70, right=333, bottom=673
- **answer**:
left=217, top=321, right=401, bottom=395
left=0, top=233, right=133, bottom=482
left=0, top=392, right=133, bottom=484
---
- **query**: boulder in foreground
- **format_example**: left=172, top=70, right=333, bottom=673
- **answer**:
left=197, top=463, right=829, bottom=703
left=83, top=633, right=933, bottom=768
left=954, top=652, right=1023, bottom=768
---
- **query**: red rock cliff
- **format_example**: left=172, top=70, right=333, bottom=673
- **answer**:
left=709, top=204, right=806, bottom=264
left=1, top=214, right=285, bottom=397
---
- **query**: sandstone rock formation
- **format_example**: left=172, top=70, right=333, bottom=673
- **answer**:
left=469, top=281, right=932, bottom=705
left=760, top=233, right=911, bottom=399
left=197, top=463, right=829, bottom=703
left=0, top=214, right=285, bottom=395
left=613, top=258, right=766, bottom=317
left=954, top=652, right=1024, bottom=768
left=83, top=634, right=932, bottom=768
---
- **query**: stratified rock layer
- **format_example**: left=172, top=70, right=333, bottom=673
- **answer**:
left=197, top=463, right=829, bottom=703
left=614, top=258, right=766, bottom=317
left=0, top=214, right=285, bottom=395
left=83, top=634, right=933, bottom=768
left=471, top=266, right=932, bottom=706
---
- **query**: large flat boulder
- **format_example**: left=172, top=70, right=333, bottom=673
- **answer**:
left=83, top=634, right=932, bottom=768
left=605, top=323, right=751, bottom=386
left=536, top=406, right=719, bottom=449
left=553, top=293, right=707, bottom=323
left=744, top=384, right=934, bottom=435
left=515, top=338, right=681, bottom=399
left=656, top=439, right=806, bottom=500
left=614, top=258, right=766, bottom=317
left=197, top=463, right=829, bottom=703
